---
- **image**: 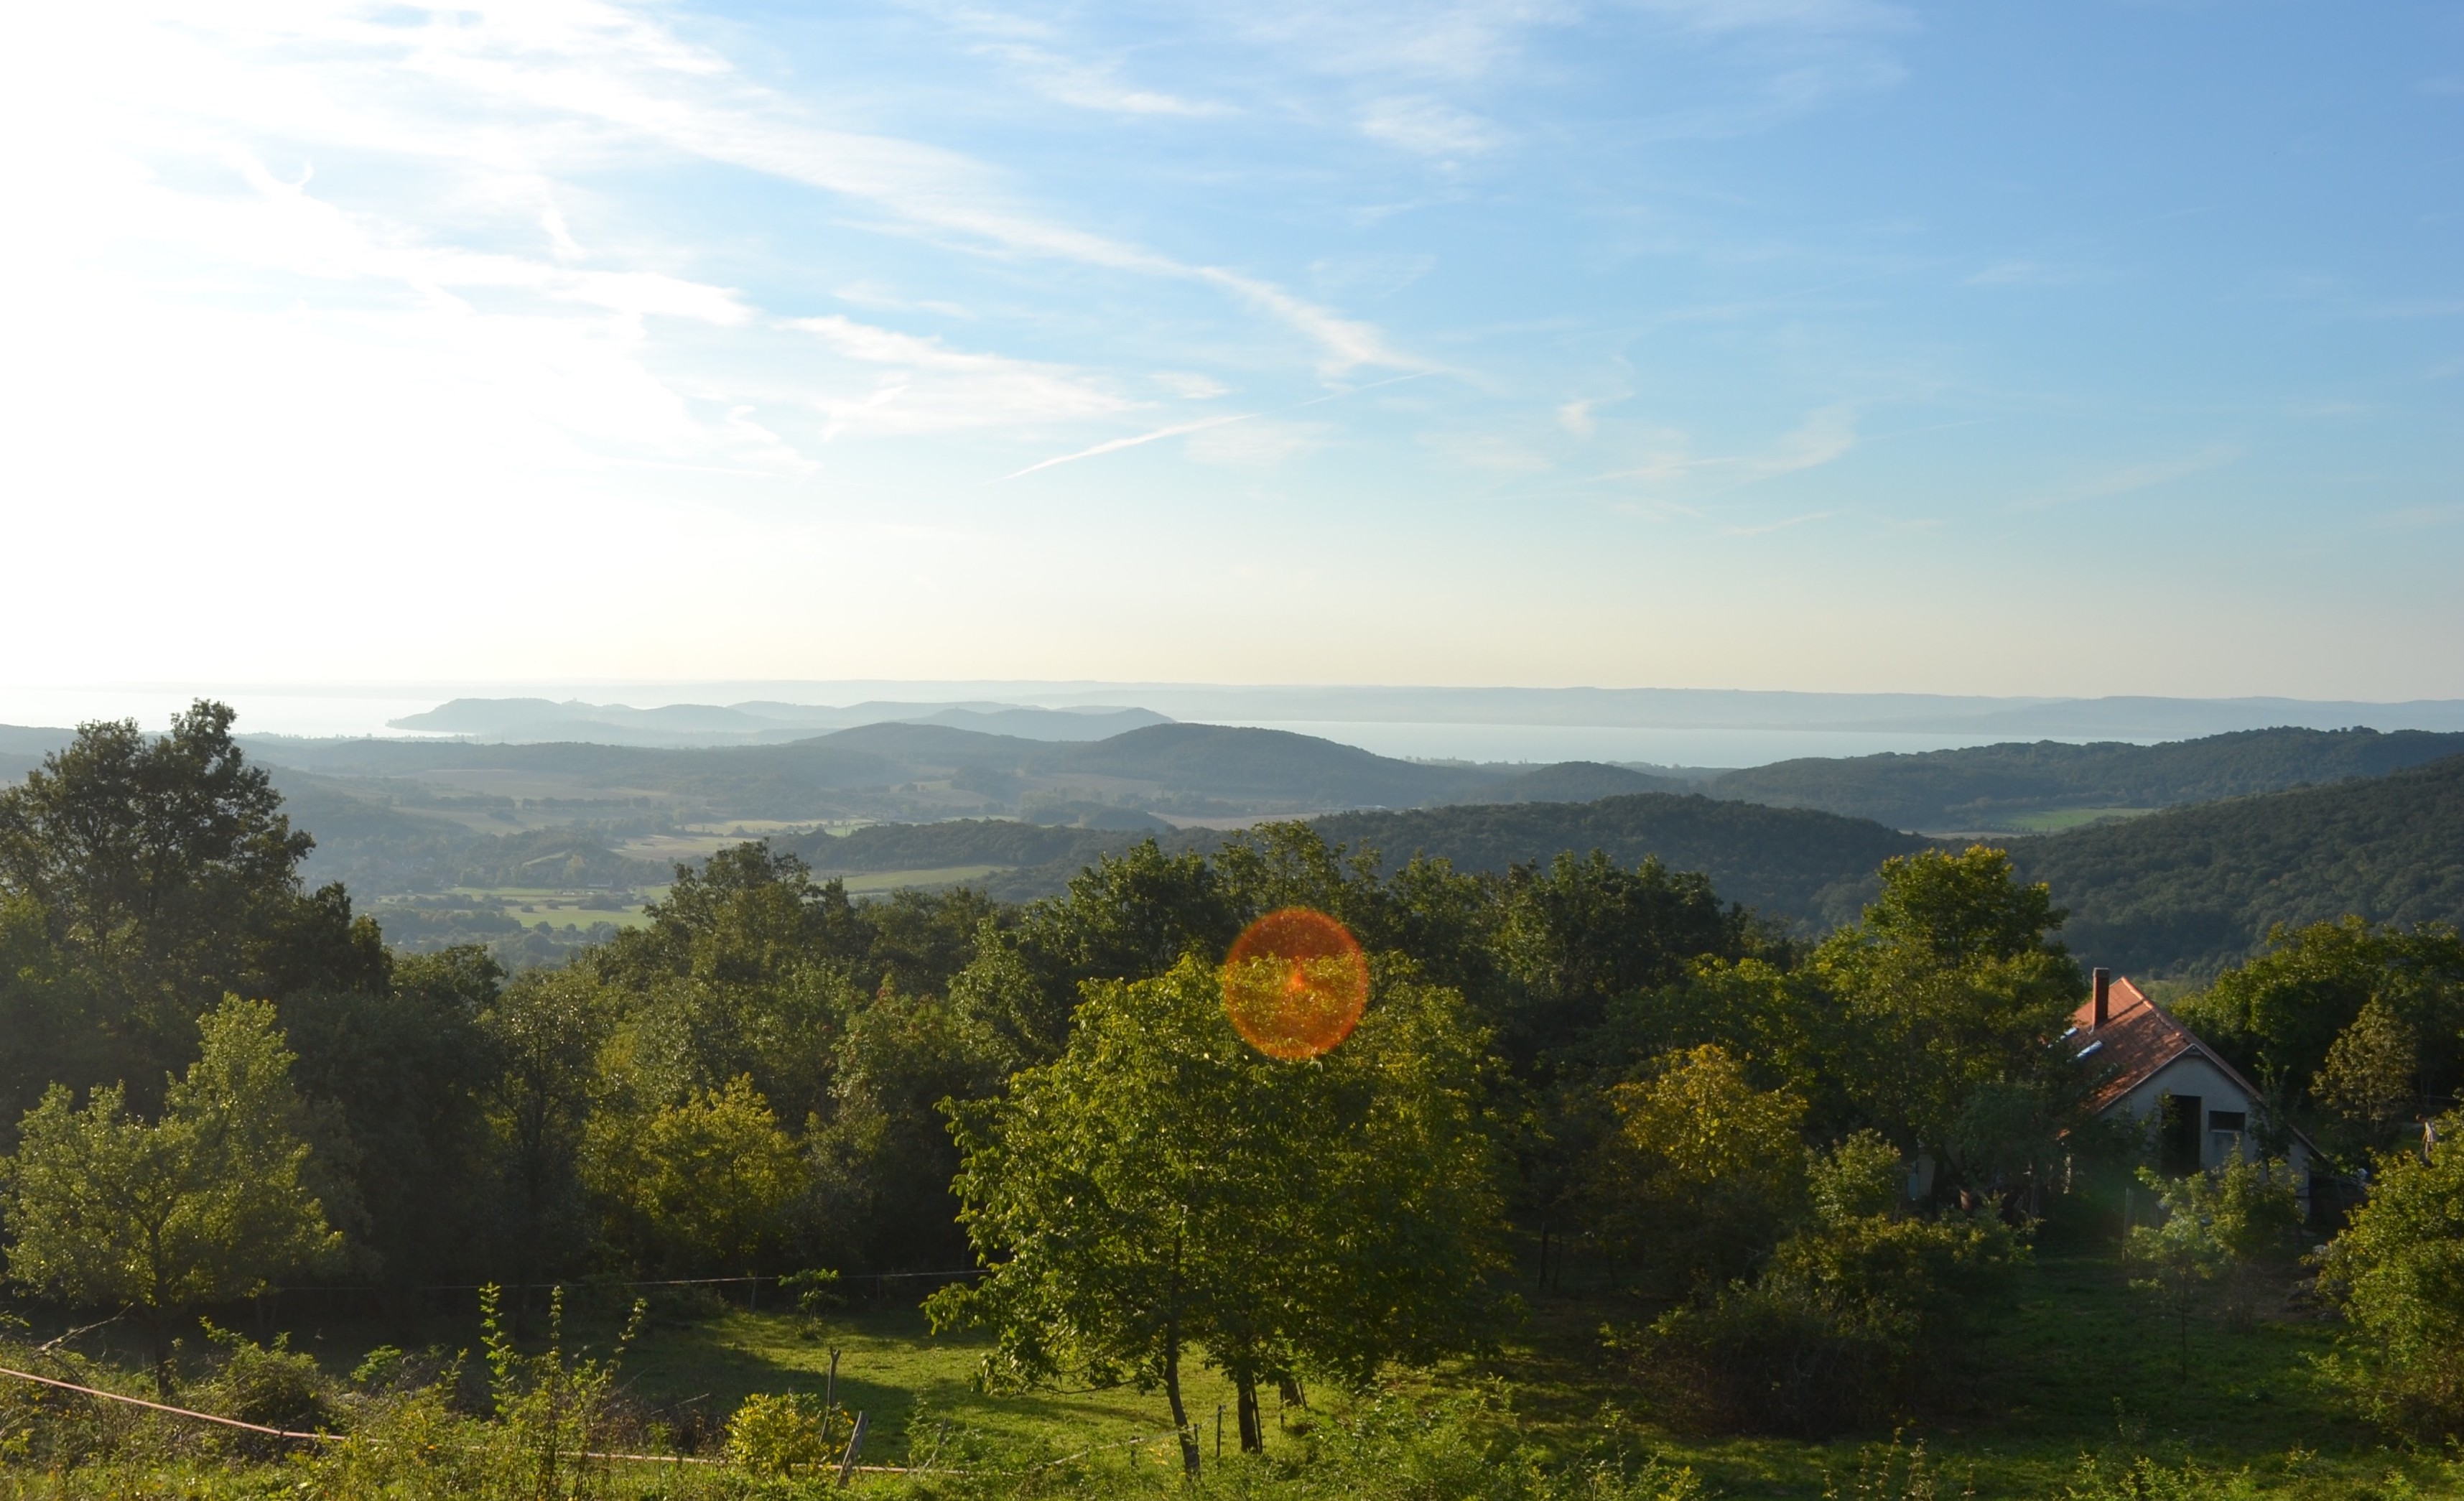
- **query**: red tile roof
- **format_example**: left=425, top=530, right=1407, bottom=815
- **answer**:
left=2067, top=977, right=2264, bottom=1115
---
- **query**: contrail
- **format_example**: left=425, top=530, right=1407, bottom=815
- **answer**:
left=993, top=372, right=1438, bottom=483
left=995, top=413, right=1257, bottom=482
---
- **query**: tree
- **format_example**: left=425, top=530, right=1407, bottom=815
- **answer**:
left=2180, top=918, right=2464, bottom=1120
left=930, top=958, right=1503, bottom=1472
left=2316, top=998, right=2422, bottom=1140
left=806, top=990, right=1008, bottom=1272
left=1495, top=852, right=1749, bottom=1067
left=2317, top=1111, right=2464, bottom=1438
left=586, top=1075, right=806, bottom=1275
left=279, top=945, right=504, bottom=1288
left=482, top=969, right=610, bottom=1308
left=1592, top=1045, right=1808, bottom=1296
left=0, top=702, right=388, bottom=1128
left=1811, top=847, right=2084, bottom=1184
left=0, top=997, right=340, bottom=1394
left=2126, top=1160, right=2300, bottom=1380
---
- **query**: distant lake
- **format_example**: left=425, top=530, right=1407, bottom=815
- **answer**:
left=1201, top=720, right=2101, bottom=771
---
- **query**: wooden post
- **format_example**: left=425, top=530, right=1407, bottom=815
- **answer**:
left=1215, top=1403, right=1224, bottom=1459
left=836, top=1411, right=867, bottom=1487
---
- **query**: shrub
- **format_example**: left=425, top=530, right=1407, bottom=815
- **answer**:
left=724, top=1392, right=834, bottom=1477
left=197, top=1323, right=334, bottom=1456
left=1632, top=1191, right=2024, bottom=1437
left=2316, top=1112, right=2464, bottom=1439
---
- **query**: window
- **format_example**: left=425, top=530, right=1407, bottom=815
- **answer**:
left=2208, top=1110, right=2246, bottom=1132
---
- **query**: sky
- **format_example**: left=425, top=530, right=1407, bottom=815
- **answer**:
left=2, top=0, right=2459, bottom=700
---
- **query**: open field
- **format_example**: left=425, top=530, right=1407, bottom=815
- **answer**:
left=447, top=885, right=668, bottom=929
left=1990, top=807, right=2162, bottom=835
left=833, top=865, right=1008, bottom=894
left=613, top=822, right=837, bottom=866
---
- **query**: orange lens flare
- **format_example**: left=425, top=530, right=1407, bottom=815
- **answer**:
left=1221, top=908, right=1370, bottom=1060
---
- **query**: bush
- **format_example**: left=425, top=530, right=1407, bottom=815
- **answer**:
left=724, top=1391, right=835, bottom=1477
left=2316, top=1112, right=2464, bottom=1439
left=1631, top=1202, right=2024, bottom=1436
left=197, top=1323, right=333, bottom=1455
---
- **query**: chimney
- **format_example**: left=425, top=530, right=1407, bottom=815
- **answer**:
left=2092, top=968, right=2111, bottom=1027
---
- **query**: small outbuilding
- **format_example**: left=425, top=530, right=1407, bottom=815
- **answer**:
left=2067, top=968, right=2314, bottom=1205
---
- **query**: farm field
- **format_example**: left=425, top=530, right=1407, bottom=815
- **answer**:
left=1991, top=807, right=2162, bottom=835
left=449, top=885, right=667, bottom=929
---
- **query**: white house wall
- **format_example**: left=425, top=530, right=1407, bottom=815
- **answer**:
left=2105, top=1054, right=2311, bottom=1179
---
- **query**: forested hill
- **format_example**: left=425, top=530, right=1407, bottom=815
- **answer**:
left=1708, top=725, right=2464, bottom=832
left=2008, top=751, right=2464, bottom=977
left=792, top=754, right=2464, bottom=973
left=782, top=794, right=1930, bottom=931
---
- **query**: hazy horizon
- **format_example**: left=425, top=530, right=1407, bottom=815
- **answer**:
left=10, top=680, right=2464, bottom=768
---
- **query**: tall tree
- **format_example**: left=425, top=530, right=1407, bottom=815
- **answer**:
left=0, top=702, right=386, bottom=1125
left=930, top=958, right=1504, bottom=1470
left=1810, top=847, right=2084, bottom=1181
left=482, top=969, right=611, bottom=1305
left=0, top=998, right=340, bottom=1394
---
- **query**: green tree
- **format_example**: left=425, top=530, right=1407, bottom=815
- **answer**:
left=2316, top=998, right=2422, bottom=1139
left=2126, top=1160, right=2300, bottom=1379
left=481, top=968, right=610, bottom=1305
left=2317, top=1111, right=2464, bottom=1437
left=2180, top=918, right=2464, bottom=1119
left=930, top=958, right=1503, bottom=1471
left=1592, top=1044, right=1808, bottom=1296
left=1495, top=851, right=1749, bottom=1068
left=279, top=945, right=504, bottom=1287
left=586, top=1075, right=806, bottom=1275
left=0, top=702, right=388, bottom=1129
left=1812, top=847, right=2084, bottom=1189
left=0, top=996, right=340, bottom=1394
left=806, top=990, right=1007, bottom=1272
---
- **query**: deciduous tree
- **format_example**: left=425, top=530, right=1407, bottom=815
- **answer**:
left=0, top=997, right=340, bottom=1393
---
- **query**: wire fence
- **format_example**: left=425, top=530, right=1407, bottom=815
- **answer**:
left=243, top=1268, right=988, bottom=1323
left=0, top=1360, right=1196, bottom=1481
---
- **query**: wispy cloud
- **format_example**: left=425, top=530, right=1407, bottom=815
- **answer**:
left=791, top=315, right=1133, bottom=437
left=1358, top=97, right=1502, bottom=156
left=1720, top=510, right=1835, bottom=536
left=1965, top=258, right=2100, bottom=287
left=975, top=43, right=1233, bottom=117
left=2014, top=444, right=2242, bottom=511
left=998, top=412, right=1256, bottom=480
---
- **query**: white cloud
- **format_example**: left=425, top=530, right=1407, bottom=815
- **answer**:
left=790, top=315, right=1133, bottom=437
left=977, top=43, right=1232, bottom=116
left=1358, top=97, right=1502, bottom=157
left=2015, top=445, right=2243, bottom=511
left=1186, top=419, right=1331, bottom=468
left=1153, top=371, right=1233, bottom=399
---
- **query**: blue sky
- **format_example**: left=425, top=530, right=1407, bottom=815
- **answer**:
left=1, top=1, right=2458, bottom=697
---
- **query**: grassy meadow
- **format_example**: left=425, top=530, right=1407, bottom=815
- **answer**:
left=10, top=1242, right=2458, bottom=1500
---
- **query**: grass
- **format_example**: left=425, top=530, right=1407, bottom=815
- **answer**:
left=9, top=1246, right=2461, bottom=1497
left=827, top=867, right=1012, bottom=894
left=445, top=886, right=666, bottom=929
left=1991, top=807, right=2162, bottom=835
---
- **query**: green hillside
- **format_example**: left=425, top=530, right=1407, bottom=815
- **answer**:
left=1711, top=725, right=2464, bottom=832
left=2009, top=751, right=2464, bottom=976
left=1312, top=793, right=1928, bottom=929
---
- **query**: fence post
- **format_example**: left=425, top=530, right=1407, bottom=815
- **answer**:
left=836, top=1411, right=868, bottom=1487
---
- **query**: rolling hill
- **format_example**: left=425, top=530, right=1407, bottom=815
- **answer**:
left=1706, top=726, right=2464, bottom=832
left=2009, top=752, right=2464, bottom=976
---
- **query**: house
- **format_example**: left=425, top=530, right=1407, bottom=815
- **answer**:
left=2067, top=968, right=2313, bottom=1202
